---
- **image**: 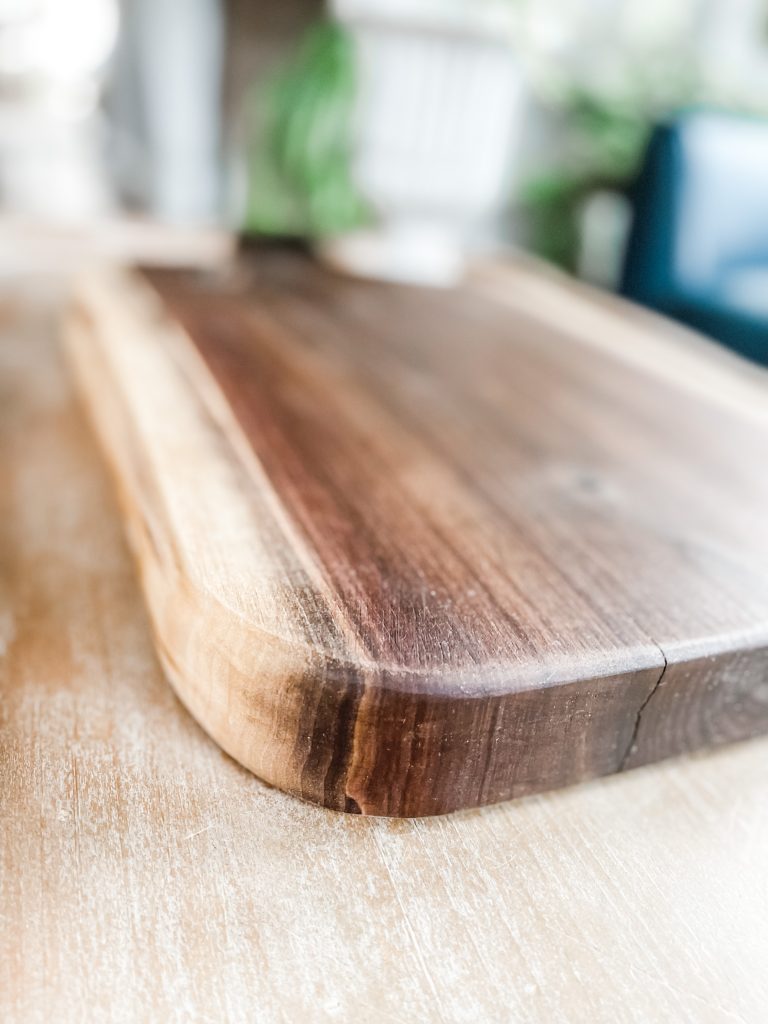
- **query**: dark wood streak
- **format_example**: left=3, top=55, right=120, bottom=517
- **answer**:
left=296, top=667, right=364, bottom=812
left=67, top=252, right=768, bottom=815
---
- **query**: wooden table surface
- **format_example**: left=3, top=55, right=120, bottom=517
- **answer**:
left=3, top=275, right=768, bottom=1023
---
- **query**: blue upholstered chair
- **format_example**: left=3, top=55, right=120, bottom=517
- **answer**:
left=620, top=111, right=768, bottom=366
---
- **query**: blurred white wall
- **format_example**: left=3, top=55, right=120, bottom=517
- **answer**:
left=0, top=0, right=118, bottom=219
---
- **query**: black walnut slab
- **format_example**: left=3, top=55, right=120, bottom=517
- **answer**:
left=64, top=251, right=768, bottom=816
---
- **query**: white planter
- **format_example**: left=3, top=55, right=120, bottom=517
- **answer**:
left=321, top=0, right=525, bottom=285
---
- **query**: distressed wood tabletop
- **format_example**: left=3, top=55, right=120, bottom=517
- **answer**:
left=2, top=275, right=768, bottom=1022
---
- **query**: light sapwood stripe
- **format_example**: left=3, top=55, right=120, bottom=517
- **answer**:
left=72, top=270, right=360, bottom=659
left=470, top=255, right=768, bottom=423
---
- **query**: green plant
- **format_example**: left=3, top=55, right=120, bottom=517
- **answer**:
left=244, top=20, right=369, bottom=238
left=521, top=90, right=655, bottom=269
left=518, top=41, right=753, bottom=271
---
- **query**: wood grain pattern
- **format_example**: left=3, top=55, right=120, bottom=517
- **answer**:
left=65, top=251, right=768, bottom=816
left=4, top=282, right=768, bottom=1023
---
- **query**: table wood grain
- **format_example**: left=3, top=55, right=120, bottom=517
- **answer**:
left=2, top=276, right=768, bottom=1022
left=66, top=251, right=768, bottom=815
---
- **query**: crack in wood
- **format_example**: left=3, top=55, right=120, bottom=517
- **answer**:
left=619, top=648, right=669, bottom=772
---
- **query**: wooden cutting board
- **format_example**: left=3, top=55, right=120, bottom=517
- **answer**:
left=64, top=250, right=768, bottom=816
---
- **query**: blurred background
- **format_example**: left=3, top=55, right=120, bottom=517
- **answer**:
left=2, top=0, right=768, bottom=363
